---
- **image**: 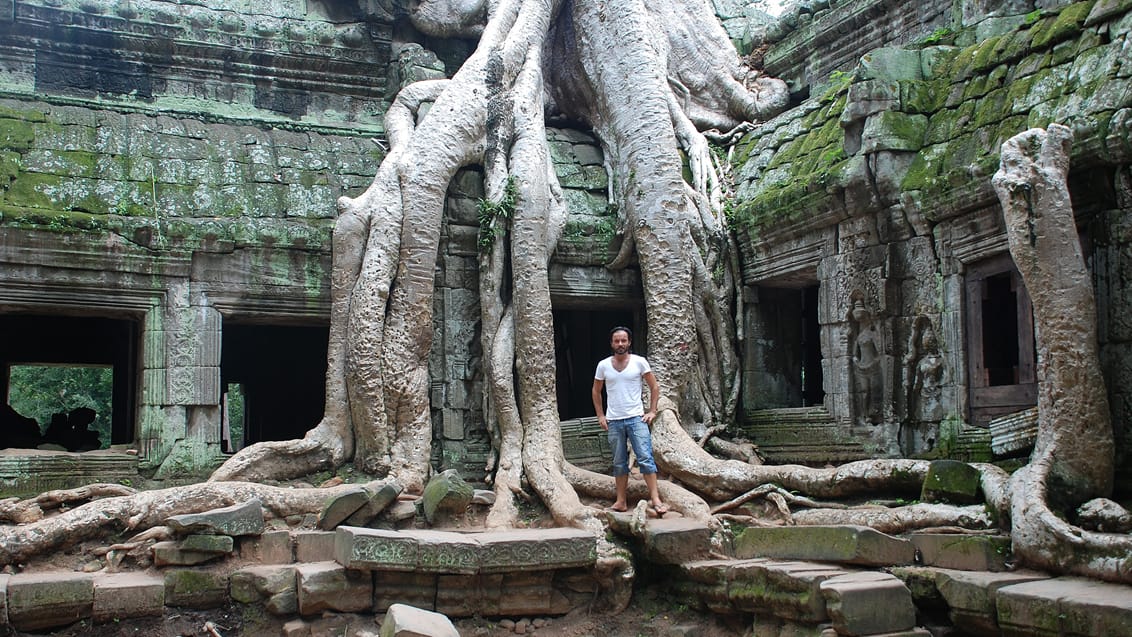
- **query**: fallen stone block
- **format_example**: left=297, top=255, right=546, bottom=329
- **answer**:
left=733, top=525, right=915, bottom=566
left=819, top=571, right=916, bottom=635
left=421, top=469, right=473, bottom=524
left=318, top=485, right=371, bottom=530
left=153, top=540, right=226, bottom=566
left=230, top=565, right=298, bottom=615
left=345, top=481, right=403, bottom=527
left=638, top=518, right=714, bottom=564
left=920, top=459, right=982, bottom=504
left=727, top=559, right=850, bottom=623
left=92, top=573, right=164, bottom=623
left=164, top=569, right=230, bottom=609
left=909, top=533, right=1011, bottom=572
left=996, top=576, right=1132, bottom=637
left=167, top=498, right=265, bottom=536
left=933, top=568, right=1048, bottom=636
left=239, top=529, right=294, bottom=564
left=380, top=603, right=459, bottom=637
left=296, top=561, right=373, bottom=615
left=6, top=572, right=93, bottom=632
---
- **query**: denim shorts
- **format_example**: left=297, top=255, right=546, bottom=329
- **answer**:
left=607, top=415, right=657, bottom=476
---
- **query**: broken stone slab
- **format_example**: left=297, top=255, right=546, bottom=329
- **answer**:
left=921, top=459, right=982, bottom=504
left=6, top=572, right=94, bottom=632
left=909, top=533, right=1011, bottom=572
left=819, top=571, right=916, bottom=635
left=152, top=540, right=227, bottom=566
left=380, top=603, right=459, bottom=637
left=163, top=568, right=229, bottom=609
left=92, top=573, right=164, bottom=623
left=345, top=481, right=404, bottom=527
left=732, top=525, right=916, bottom=566
left=166, top=498, right=265, bottom=537
left=988, top=406, right=1038, bottom=457
left=295, top=561, right=373, bottom=616
left=932, top=568, right=1049, bottom=636
left=421, top=469, right=473, bottom=524
left=317, top=485, right=371, bottom=530
left=230, top=565, right=299, bottom=615
left=996, top=576, right=1132, bottom=637
left=703, top=558, right=851, bottom=623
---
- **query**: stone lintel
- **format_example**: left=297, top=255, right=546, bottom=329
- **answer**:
left=476, top=528, right=597, bottom=574
left=733, top=525, right=916, bottom=566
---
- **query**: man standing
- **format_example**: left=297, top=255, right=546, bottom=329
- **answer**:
left=592, top=326, right=668, bottom=514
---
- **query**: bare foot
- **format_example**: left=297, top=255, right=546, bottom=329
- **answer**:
left=651, top=502, right=669, bottom=515
left=609, top=502, right=628, bottom=512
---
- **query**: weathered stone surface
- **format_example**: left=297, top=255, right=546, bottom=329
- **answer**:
left=996, top=577, right=1132, bottom=637
left=933, top=568, right=1048, bottom=636
left=819, top=571, right=916, bottom=635
left=239, top=529, right=294, bottom=564
left=295, top=530, right=337, bottom=562
left=413, top=530, right=481, bottom=574
left=318, top=485, right=370, bottom=530
left=379, top=603, right=459, bottom=637
left=684, top=558, right=850, bottom=622
left=421, top=469, right=473, bottom=524
left=0, top=573, right=8, bottom=627
left=374, top=572, right=438, bottom=613
left=337, top=527, right=420, bottom=571
left=921, top=459, right=982, bottom=504
left=636, top=518, right=714, bottom=565
left=92, top=573, right=164, bottom=623
left=6, top=572, right=94, bottom=631
left=230, top=565, right=298, bottom=615
left=733, top=525, right=916, bottom=566
left=163, top=569, right=229, bottom=609
left=180, top=533, right=235, bottom=554
left=296, top=562, right=373, bottom=615
left=153, top=540, right=226, bottom=566
left=476, top=528, right=597, bottom=574
left=345, top=481, right=404, bottom=527
left=166, top=498, right=265, bottom=537
left=909, top=533, right=1011, bottom=571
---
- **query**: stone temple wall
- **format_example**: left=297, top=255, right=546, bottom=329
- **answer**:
left=730, top=0, right=1132, bottom=480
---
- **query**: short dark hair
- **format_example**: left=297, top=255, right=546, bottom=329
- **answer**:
left=609, top=326, right=632, bottom=340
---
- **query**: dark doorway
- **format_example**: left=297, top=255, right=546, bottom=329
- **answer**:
left=0, top=313, right=138, bottom=448
left=553, top=309, right=636, bottom=420
left=220, top=323, right=328, bottom=451
left=965, top=254, right=1036, bottom=426
left=749, top=285, right=825, bottom=409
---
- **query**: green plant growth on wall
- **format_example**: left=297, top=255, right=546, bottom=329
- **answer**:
left=7, top=364, right=113, bottom=449
left=477, top=176, right=518, bottom=252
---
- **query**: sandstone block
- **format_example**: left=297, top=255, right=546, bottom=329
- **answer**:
left=6, top=572, right=93, bottom=632
left=476, top=528, right=596, bottom=573
left=317, top=485, right=370, bottom=530
left=374, top=571, right=438, bottom=613
left=153, top=540, right=225, bottom=566
left=819, top=571, right=916, bottom=635
left=230, top=565, right=298, bottom=615
left=725, top=559, right=849, bottom=622
left=239, top=529, right=294, bottom=564
left=295, top=530, right=337, bottom=562
left=92, top=573, right=164, bottom=622
left=921, top=459, right=982, bottom=504
left=380, top=602, right=459, bottom=637
left=296, top=561, right=373, bottom=615
left=282, top=618, right=310, bottom=637
left=733, top=525, right=915, bottom=566
left=337, top=527, right=420, bottom=571
left=421, top=469, right=473, bottom=524
left=166, top=498, right=265, bottom=536
left=180, top=533, right=235, bottom=553
left=413, top=529, right=481, bottom=574
left=909, top=533, right=1011, bottom=571
left=345, top=481, right=404, bottom=527
left=163, top=569, right=229, bottom=609
left=996, top=576, right=1132, bottom=637
left=639, top=518, right=714, bottom=565
left=934, top=568, right=1048, bottom=636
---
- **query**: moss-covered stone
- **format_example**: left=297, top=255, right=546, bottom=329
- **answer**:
left=0, top=119, right=34, bottom=151
left=1031, top=0, right=1097, bottom=50
left=921, top=459, right=982, bottom=504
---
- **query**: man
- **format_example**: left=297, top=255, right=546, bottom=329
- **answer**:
left=592, top=326, right=668, bottom=514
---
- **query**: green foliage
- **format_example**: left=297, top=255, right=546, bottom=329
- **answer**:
left=7, top=364, right=113, bottom=447
left=921, top=27, right=954, bottom=45
left=476, top=176, right=518, bottom=252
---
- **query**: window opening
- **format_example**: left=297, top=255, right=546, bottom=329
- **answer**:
left=4, top=364, right=112, bottom=451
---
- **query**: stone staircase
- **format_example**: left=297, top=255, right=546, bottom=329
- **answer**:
left=735, top=407, right=873, bottom=464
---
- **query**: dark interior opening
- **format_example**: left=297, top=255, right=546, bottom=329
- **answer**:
left=752, top=285, right=825, bottom=409
left=553, top=308, right=636, bottom=421
left=220, top=323, right=328, bottom=451
left=0, top=313, right=137, bottom=449
left=981, top=271, right=1021, bottom=386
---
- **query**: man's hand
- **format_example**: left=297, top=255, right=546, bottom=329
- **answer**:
left=642, top=410, right=656, bottom=425
left=597, top=416, right=608, bottom=430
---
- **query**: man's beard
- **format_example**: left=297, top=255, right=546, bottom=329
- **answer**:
left=613, top=345, right=629, bottom=355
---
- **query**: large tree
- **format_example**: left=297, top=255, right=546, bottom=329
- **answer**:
left=4, top=0, right=1132, bottom=591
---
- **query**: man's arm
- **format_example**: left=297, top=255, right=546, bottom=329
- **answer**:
left=642, top=371, right=660, bottom=424
left=592, top=378, right=608, bottom=430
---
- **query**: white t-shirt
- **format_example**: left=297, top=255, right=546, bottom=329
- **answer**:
left=595, top=354, right=652, bottom=420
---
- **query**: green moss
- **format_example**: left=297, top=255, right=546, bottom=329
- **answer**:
left=1031, top=1, right=1096, bottom=50
left=0, top=119, right=35, bottom=151
left=4, top=172, right=63, bottom=208
left=0, top=104, right=47, bottom=123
